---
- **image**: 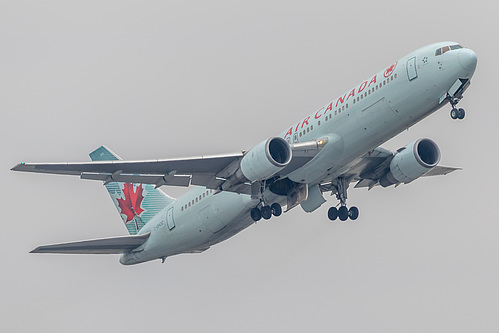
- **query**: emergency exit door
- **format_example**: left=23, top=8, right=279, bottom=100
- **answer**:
left=166, top=207, right=175, bottom=230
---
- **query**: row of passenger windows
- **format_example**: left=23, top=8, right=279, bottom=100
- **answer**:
left=296, top=73, right=398, bottom=140
left=298, top=125, right=314, bottom=137
left=181, top=189, right=213, bottom=211
left=352, top=74, right=397, bottom=105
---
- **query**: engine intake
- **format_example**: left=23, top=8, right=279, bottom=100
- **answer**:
left=379, top=138, right=440, bottom=187
left=240, top=137, right=292, bottom=182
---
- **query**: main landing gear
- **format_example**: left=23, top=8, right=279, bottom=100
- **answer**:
left=326, top=177, right=359, bottom=222
left=328, top=206, right=359, bottom=221
left=250, top=203, right=282, bottom=222
left=250, top=180, right=282, bottom=222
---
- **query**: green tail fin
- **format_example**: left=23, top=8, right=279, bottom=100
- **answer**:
left=90, top=146, right=175, bottom=235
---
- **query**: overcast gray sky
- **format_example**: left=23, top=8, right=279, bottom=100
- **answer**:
left=2, top=1, right=498, bottom=332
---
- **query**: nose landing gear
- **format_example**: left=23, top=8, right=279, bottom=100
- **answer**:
left=450, top=107, right=465, bottom=120
left=449, top=96, right=466, bottom=120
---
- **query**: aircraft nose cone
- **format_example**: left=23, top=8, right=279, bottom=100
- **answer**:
left=458, top=48, right=477, bottom=72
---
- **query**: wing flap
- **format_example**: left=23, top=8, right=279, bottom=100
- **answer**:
left=30, top=233, right=151, bottom=254
left=423, top=165, right=461, bottom=177
left=80, top=172, right=192, bottom=187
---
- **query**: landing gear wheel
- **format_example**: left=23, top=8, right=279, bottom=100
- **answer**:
left=338, top=206, right=349, bottom=221
left=261, top=206, right=272, bottom=220
left=328, top=207, right=338, bottom=221
left=271, top=203, right=282, bottom=217
left=348, top=206, right=359, bottom=220
left=250, top=207, right=261, bottom=222
left=450, top=108, right=459, bottom=119
left=458, top=108, right=465, bottom=119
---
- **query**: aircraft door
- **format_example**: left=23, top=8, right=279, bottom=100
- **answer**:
left=166, top=207, right=175, bottom=230
left=407, top=57, right=418, bottom=81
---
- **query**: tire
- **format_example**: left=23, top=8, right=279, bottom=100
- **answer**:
left=338, top=206, right=349, bottom=221
left=261, top=206, right=272, bottom=220
left=328, top=207, right=338, bottom=221
left=250, top=208, right=261, bottom=222
left=271, top=203, right=282, bottom=217
left=458, top=108, right=465, bottom=119
left=349, top=206, right=359, bottom=220
left=450, top=108, right=458, bottom=119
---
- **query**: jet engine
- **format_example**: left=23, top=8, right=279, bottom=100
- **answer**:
left=379, top=138, right=440, bottom=187
left=240, top=137, right=292, bottom=182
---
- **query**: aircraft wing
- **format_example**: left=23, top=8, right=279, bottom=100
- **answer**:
left=320, top=147, right=460, bottom=191
left=30, top=233, right=150, bottom=254
left=12, top=140, right=324, bottom=195
left=12, top=153, right=243, bottom=188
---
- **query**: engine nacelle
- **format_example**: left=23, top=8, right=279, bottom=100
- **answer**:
left=379, top=138, right=440, bottom=187
left=240, top=137, right=292, bottom=182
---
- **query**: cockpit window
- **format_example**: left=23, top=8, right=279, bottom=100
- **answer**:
left=435, top=44, right=463, bottom=56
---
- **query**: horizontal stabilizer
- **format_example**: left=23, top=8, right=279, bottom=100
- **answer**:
left=30, top=233, right=150, bottom=254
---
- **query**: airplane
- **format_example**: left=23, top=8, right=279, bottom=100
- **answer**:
left=12, top=41, right=477, bottom=265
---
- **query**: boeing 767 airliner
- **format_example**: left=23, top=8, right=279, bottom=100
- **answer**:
left=12, top=42, right=477, bottom=265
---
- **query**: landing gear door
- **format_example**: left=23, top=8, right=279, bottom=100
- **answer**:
left=407, top=57, right=418, bottom=81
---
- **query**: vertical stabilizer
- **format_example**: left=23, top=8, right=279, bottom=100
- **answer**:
left=90, top=146, right=175, bottom=235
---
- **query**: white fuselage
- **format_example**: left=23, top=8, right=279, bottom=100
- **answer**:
left=120, top=42, right=477, bottom=265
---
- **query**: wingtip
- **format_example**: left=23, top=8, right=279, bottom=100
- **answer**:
left=30, top=247, right=42, bottom=254
left=11, top=163, right=25, bottom=171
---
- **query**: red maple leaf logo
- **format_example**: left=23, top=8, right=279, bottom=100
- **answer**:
left=384, top=61, right=398, bottom=77
left=117, top=183, right=145, bottom=225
